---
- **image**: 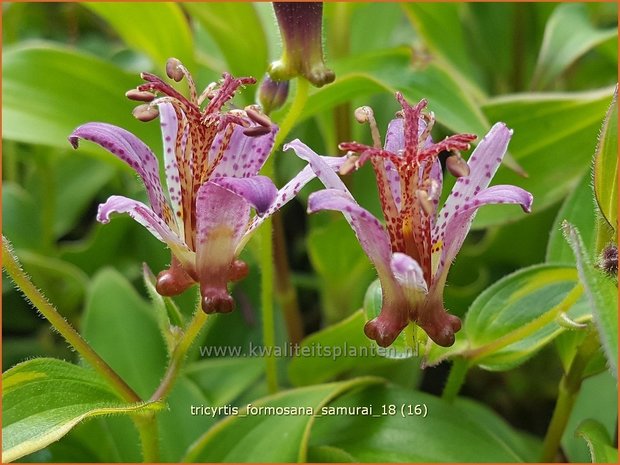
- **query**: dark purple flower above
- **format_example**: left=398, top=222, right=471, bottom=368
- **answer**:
left=269, top=2, right=335, bottom=87
left=289, top=94, right=534, bottom=347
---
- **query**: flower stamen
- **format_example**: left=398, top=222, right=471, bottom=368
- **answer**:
left=354, top=106, right=382, bottom=149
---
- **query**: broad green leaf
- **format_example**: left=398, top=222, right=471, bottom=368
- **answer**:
left=463, top=265, right=589, bottom=371
left=183, top=378, right=381, bottom=462
left=288, top=311, right=384, bottom=386
left=401, top=3, right=484, bottom=97
left=562, top=371, right=618, bottom=462
left=478, top=86, right=615, bottom=228
left=307, top=220, right=374, bottom=323
left=2, top=358, right=161, bottom=462
left=277, top=47, right=490, bottom=138
left=563, top=222, right=618, bottom=377
left=16, top=250, right=88, bottom=316
left=3, top=43, right=159, bottom=155
left=593, top=87, right=618, bottom=230
left=309, top=384, right=539, bottom=462
left=546, top=172, right=597, bottom=265
left=576, top=419, right=619, bottom=463
left=2, top=183, right=43, bottom=251
left=184, top=357, right=264, bottom=407
left=531, top=4, right=617, bottom=90
left=82, top=269, right=167, bottom=399
left=184, top=3, right=267, bottom=82
left=84, top=3, right=195, bottom=72
left=51, top=154, right=116, bottom=238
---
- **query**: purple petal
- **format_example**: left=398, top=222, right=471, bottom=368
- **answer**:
left=391, top=252, right=428, bottom=296
left=210, top=122, right=277, bottom=178
left=308, top=188, right=410, bottom=348
left=246, top=142, right=347, bottom=234
left=158, top=103, right=185, bottom=233
left=441, top=122, right=512, bottom=219
left=211, top=175, right=278, bottom=215
left=195, top=182, right=252, bottom=313
left=432, top=184, right=533, bottom=285
left=70, top=123, right=168, bottom=218
left=384, top=118, right=405, bottom=153
left=97, top=195, right=193, bottom=268
left=284, top=139, right=348, bottom=191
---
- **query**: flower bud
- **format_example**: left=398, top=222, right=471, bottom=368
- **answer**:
left=599, top=244, right=618, bottom=276
left=268, top=2, right=335, bottom=88
left=257, top=74, right=289, bottom=114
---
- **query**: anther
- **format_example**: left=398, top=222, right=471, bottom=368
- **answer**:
left=125, top=89, right=156, bottom=102
left=132, top=104, right=159, bottom=122
left=446, top=152, right=470, bottom=178
left=354, top=106, right=382, bottom=149
left=245, top=106, right=272, bottom=128
left=243, top=126, right=272, bottom=137
left=416, top=189, right=434, bottom=216
left=166, top=57, right=184, bottom=82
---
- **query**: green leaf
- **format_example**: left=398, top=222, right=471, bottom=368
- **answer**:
left=2, top=43, right=159, bottom=154
left=16, top=250, right=88, bottom=316
left=576, top=419, right=619, bottom=463
left=547, top=172, right=597, bottom=265
left=288, top=311, right=382, bottom=386
left=184, top=357, right=265, bottom=407
left=309, top=383, right=539, bottom=462
left=463, top=265, right=590, bottom=370
left=184, top=3, right=267, bottom=81
left=2, top=183, right=43, bottom=251
left=307, top=220, right=374, bottom=323
left=562, top=371, right=618, bottom=462
left=183, top=378, right=382, bottom=462
left=84, top=3, right=195, bottom=72
left=2, top=358, right=161, bottom=462
left=531, top=4, right=617, bottom=90
left=563, top=222, right=618, bottom=378
left=82, top=269, right=167, bottom=399
left=593, top=87, right=618, bottom=230
left=478, top=86, right=615, bottom=228
left=401, top=3, right=483, bottom=96
left=278, top=47, right=490, bottom=138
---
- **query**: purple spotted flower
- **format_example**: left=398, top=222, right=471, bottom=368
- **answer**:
left=288, top=94, right=533, bottom=347
left=69, top=59, right=341, bottom=314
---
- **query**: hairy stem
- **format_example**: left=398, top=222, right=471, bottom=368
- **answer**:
left=150, top=305, right=208, bottom=402
left=442, top=357, right=469, bottom=402
left=465, top=284, right=584, bottom=362
left=134, top=413, right=160, bottom=463
left=2, top=235, right=141, bottom=404
left=540, top=330, right=601, bottom=462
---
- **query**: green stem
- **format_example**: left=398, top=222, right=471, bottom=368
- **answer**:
left=274, top=78, right=310, bottom=150
left=150, top=306, right=208, bottom=402
left=2, top=235, right=141, bottom=404
left=258, top=78, right=311, bottom=393
left=442, top=357, right=469, bottom=402
left=273, top=212, right=304, bottom=345
left=3, top=140, right=19, bottom=183
left=465, top=284, right=584, bottom=362
left=540, top=330, right=601, bottom=462
left=134, top=414, right=159, bottom=463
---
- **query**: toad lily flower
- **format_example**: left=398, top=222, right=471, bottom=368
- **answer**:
left=69, top=59, right=341, bottom=314
left=288, top=94, right=533, bottom=347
